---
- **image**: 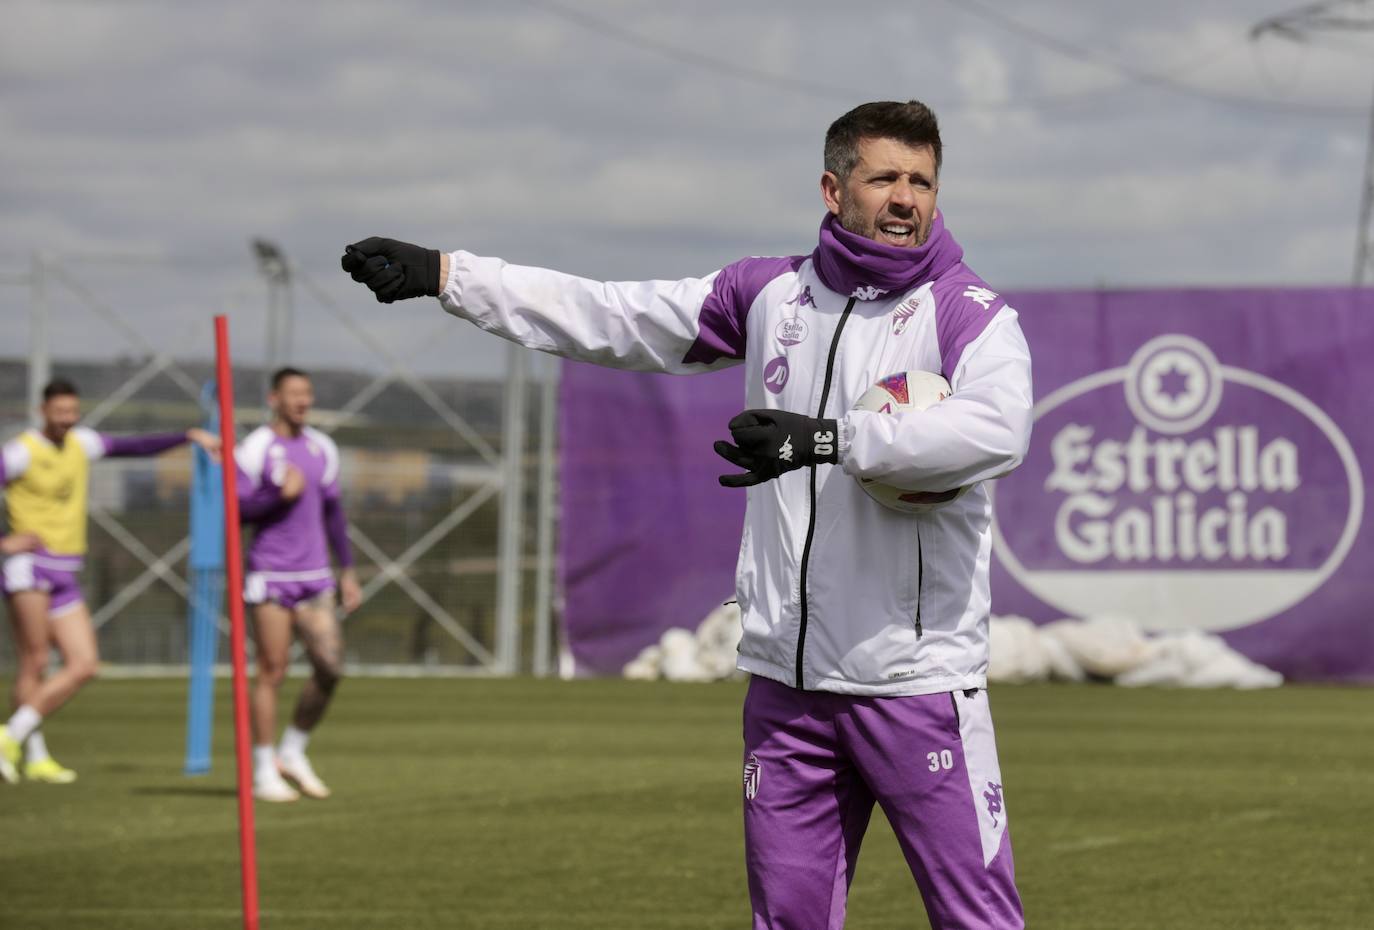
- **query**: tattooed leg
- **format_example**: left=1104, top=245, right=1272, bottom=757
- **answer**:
left=291, top=593, right=344, bottom=732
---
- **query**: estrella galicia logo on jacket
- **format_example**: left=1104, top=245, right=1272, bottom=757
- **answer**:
left=983, top=781, right=1004, bottom=826
left=891, top=297, right=919, bottom=336
left=851, top=284, right=888, bottom=301
left=991, top=334, right=1364, bottom=633
left=785, top=286, right=816, bottom=309
left=744, top=753, right=761, bottom=800
left=775, top=317, right=809, bottom=346
left=763, top=356, right=790, bottom=394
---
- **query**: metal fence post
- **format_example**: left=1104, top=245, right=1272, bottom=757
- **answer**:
left=28, top=252, right=49, bottom=425
left=532, top=355, right=560, bottom=678
left=495, top=343, right=528, bottom=674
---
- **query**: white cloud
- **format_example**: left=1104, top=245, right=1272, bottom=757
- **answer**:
left=1, top=0, right=1369, bottom=379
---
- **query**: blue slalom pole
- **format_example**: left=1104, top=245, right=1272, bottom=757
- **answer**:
left=185, top=380, right=225, bottom=775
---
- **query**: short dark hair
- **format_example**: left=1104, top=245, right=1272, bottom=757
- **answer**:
left=824, top=100, right=942, bottom=181
left=270, top=366, right=310, bottom=390
left=43, top=378, right=80, bottom=401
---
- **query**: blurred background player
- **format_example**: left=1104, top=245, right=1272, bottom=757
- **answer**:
left=0, top=378, right=219, bottom=784
left=236, top=367, right=360, bottom=802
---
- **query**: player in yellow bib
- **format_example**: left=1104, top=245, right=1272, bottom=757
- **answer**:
left=0, top=379, right=218, bottom=784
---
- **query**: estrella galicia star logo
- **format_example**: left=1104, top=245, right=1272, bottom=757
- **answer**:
left=1124, top=334, right=1223, bottom=435
left=1155, top=364, right=1192, bottom=402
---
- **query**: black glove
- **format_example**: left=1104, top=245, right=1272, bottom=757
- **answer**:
left=714, top=409, right=838, bottom=488
left=340, top=237, right=441, bottom=303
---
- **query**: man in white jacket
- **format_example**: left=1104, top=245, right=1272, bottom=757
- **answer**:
left=343, top=100, right=1031, bottom=930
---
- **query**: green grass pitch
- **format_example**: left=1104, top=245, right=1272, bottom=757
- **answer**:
left=0, top=678, right=1370, bottom=929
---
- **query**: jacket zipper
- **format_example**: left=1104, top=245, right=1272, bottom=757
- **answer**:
left=795, top=296, right=857, bottom=689
left=914, top=530, right=923, bottom=639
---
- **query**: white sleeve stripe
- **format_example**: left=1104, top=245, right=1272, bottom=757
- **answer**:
left=234, top=427, right=274, bottom=488
left=304, top=427, right=340, bottom=486
left=1, top=439, right=31, bottom=482
left=71, top=426, right=107, bottom=461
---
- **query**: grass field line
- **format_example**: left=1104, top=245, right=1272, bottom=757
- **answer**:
left=4, top=906, right=443, bottom=920
left=0, top=772, right=711, bottom=863
left=1049, top=807, right=1281, bottom=853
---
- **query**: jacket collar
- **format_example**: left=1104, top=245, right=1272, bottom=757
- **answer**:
left=811, top=212, right=963, bottom=301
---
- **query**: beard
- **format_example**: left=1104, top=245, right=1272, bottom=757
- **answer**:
left=836, top=198, right=932, bottom=248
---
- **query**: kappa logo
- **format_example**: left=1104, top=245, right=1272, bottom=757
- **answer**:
left=892, top=298, right=919, bottom=336
left=777, top=436, right=794, bottom=462
left=743, top=753, right=761, bottom=800
left=983, top=781, right=1004, bottom=827
left=963, top=286, right=998, bottom=310
left=851, top=285, right=889, bottom=301
left=785, top=286, right=816, bottom=309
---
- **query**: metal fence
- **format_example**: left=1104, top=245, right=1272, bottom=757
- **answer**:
left=0, top=249, right=559, bottom=676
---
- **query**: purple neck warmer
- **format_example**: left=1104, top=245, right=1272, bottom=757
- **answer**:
left=811, top=212, right=964, bottom=301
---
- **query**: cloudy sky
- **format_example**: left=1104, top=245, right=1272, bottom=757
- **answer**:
left=2, top=0, right=1371, bottom=378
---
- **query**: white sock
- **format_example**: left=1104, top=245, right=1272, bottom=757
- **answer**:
left=6, top=705, right=42, bottom=744
left=25, top=730, right=51, bottom=763
left=253, top=745, right=278, bottom=780
left=279, top=725, right=310, bottom=760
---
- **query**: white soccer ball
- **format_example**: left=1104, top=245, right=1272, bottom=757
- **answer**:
left=852, top=370, right=970, bottom=514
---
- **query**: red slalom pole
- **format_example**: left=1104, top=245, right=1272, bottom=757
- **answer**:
left=214, top=315, right=261, bottom=930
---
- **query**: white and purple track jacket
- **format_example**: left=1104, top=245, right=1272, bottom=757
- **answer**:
left=439, top=214, right=1033, bottom=696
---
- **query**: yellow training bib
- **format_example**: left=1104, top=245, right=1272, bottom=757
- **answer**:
left=3, top=428, right=102, bottom=555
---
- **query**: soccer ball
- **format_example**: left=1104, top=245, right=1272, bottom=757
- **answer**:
left=852, top=370, right=970, bottom=514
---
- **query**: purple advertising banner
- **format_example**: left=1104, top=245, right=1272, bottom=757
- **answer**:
left=558, top=363, right=745, bottom=673
left=558, top=288, right=1374, bottom=682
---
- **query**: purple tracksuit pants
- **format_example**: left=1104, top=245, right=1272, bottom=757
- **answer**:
left=743, top=676, right=1024, bottom=929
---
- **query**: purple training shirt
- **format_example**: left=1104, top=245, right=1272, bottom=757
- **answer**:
left=235, top=425, right=352, bottom=574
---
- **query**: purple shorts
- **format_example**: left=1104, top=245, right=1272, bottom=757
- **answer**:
left=743, top=675, right=1023, bottom=930
left=1, top=552, right=86, bottom=617
left=244, top=571, right=335, bottom=610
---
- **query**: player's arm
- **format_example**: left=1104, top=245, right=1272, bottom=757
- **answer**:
left=83, top=427, right=220, bottom=459
left=323, top=495, right=360, bottom=612
left=0, top=438, right=29, bottom=487
left=0, top=441, right=41, bottom=554
left=312, top=432, right=359, bottom=612
left=341, top=238, right=750, bottom=374
left=840, top=311, right=1033, bottom=490
left=236, top=464, right=304, bottom=521
left=232, top=433, right=303, bottom=523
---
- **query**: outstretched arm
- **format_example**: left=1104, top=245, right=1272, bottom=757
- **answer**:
left=341, top=237, right=780, bottom=375
left=92, top=428, right=220, bottom=459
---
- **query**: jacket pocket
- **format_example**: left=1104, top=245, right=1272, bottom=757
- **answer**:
left=734, top=522, right=755, bottom=615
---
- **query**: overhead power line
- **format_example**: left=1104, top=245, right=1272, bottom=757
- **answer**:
left=938, top=0, right=1367, bottom=116
left=1254, top=0, right=1374, bottom=286
left=527, top=0, right=1365, bottom=119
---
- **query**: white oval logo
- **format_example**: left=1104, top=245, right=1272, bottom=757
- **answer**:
left=991, top=334, right=1363, bottom=632
left=775, top=317, right=809, bottom=347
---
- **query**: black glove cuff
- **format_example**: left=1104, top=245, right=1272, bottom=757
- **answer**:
left=813, top=418, right=839, bottom=465
left=424, top=249, right=442, bottom=297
